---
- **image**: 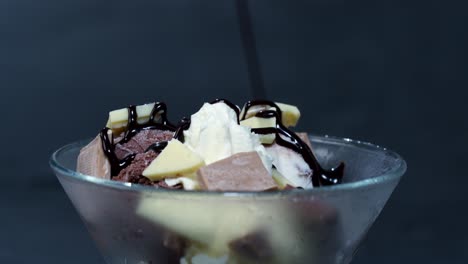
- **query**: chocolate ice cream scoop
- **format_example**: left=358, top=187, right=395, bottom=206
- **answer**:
left=114, top=151, right=158, bottom=184
left=114, top=129, right=174, bottom=160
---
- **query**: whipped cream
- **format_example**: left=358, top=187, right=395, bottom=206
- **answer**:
left=184, top=103, right=272, bottom=172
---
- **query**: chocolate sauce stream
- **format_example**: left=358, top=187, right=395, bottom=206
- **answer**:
left=243, top=101, right=345, bottom=187
left=235, top=0, right=266, bottom=99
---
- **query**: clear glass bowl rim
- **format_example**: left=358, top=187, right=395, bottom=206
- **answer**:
left=50, top=134, right=406, bottom=198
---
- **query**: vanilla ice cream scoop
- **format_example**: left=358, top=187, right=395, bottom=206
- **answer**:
left=183, top=102, right=272, bottom=173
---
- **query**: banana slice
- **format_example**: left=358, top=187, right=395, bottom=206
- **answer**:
left=165, top=177, right=200, bottom=190
left=274, top=102, right=300, bottom=127
left=142, top=139, right=205, bottom=181
left=240, top=116, right=276, bottom=144
left=240, top=102, right=300, bottom=127
left=271, top=168, right=294, bottom=189
left=136, top=197, right=306, bottom=263
left=240, top=116, right=276, bottom=128
left=106, top=103, right=158, bottom=132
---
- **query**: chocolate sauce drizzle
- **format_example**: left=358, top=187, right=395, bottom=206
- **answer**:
left=240, top=100, right=345, bottom=186
left=100, top=102, right=176, bottom=176
left=119, top=103, right=176, bottom=144
left=146, top=141, right=169, bottom=153
left=100, top=129, right=136, bottom=177
left=99, top=99, right=344, bottom=187
left=173, top=117, right=191, bottom=142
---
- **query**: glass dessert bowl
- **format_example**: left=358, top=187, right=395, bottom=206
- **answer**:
left=50, top=134, right=406, bottom=264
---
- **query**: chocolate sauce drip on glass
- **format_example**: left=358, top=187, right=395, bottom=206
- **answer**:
left=243, top=100, right=345, bottom=187
left=100, top=102, right=176, bottom=176
left=234, top=0, right=266, bottom=99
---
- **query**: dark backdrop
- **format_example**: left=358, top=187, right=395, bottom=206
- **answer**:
left=1, top=0, right=467, bottom=263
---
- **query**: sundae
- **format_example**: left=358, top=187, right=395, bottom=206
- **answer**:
left=77, top=99, right=344, bottom=191
left=75, top=99, right=345, bottom=264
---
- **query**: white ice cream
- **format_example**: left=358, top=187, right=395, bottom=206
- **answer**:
left=266, top=143, right=314, bottom=189
left=184, top=103, right=272, bottom=172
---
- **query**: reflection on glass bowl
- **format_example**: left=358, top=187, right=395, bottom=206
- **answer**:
left=50, top=134, right=406, bottom=264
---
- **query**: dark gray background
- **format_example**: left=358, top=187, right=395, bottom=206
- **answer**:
left=1, top=0, right=467, bottom=263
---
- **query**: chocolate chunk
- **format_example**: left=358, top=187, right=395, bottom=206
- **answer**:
left=197, top=152, right=277, bottom=191
left=114, top=129, right=174, bottom=160
left=77, top=135, right=111, bottom=179
left=115, top=151, right=158, bottom=184
left=229, top=231, right=273, bottom=261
